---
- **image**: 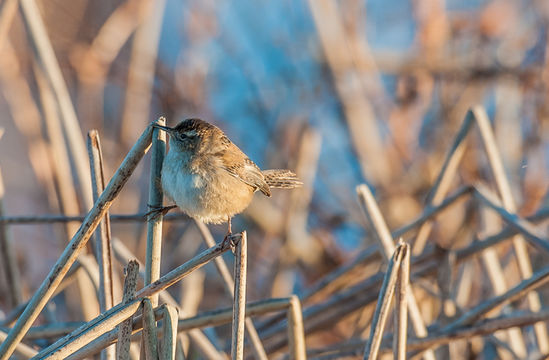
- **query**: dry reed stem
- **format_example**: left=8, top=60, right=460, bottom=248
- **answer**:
left=363, top=243, right=405, bottom=360
left=141, top=299, right=159, bottom=360
left=232, top=232, right=248, bottom=360
left=0, top=121, right=154, bottom=360
left=88, top=131, right=115, bottom=316
left=195, top=220, right=268, bottom=360
left=145, top=116, right=167, bottom=307
left=117, top=260, right=140, bottom=360
left=357, top=184, right=435, bottom=360
left=0, top=166, right=22, bottom=307
left=0, top=213, right=189, bottom=224
left=19, top=0, right=93, bottom=207
left=394, top=241, right=409, bottom=360
left=161, top=305, right=179, bottom=360
left=287, top=295, right=306, bottom=360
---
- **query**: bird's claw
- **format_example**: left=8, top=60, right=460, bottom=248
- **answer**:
left=222, top=232, right=242, bottom=253
left=145, top=204, right=177, bottom=220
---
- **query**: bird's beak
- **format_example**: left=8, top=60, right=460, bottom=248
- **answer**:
left=152, top=123, right=174, bottom=135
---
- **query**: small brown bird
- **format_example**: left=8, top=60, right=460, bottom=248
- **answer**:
left=153, top=118, right=302, bottom=237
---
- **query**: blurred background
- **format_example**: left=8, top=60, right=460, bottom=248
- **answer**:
left=0, top=0, right=548, bottom=357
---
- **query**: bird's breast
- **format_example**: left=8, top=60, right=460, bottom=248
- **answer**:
left=161, top=149, right=255, bottom=224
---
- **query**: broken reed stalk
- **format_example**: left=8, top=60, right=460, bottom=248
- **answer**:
left=116, top=260, right=139, bottom=360
left=145, top=116, right=166, bottom=307
left=287, top=296, right=306, bottom=360
left=394, top=242, right=410, bottom=360
left=141, top=299, right=159, bottom=360
left=357, top=184, right=435, bottom=360
left=363, top=243, right=406, bottom=360
left=0, top=121, right=155, bottom=360
left=161, top=305, right=179, bottom=360
left=195, top=220, right=268, bottom=360
left=232, top=232, right=248, bottom=360
left=87, top=131, right=116, bottom=358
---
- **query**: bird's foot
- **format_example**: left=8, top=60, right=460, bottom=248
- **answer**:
left=222, top=232, right=242, bottom=253
left=145, top=204, right=177, bottom=220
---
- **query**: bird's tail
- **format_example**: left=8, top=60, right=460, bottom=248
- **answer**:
left=262, top=169, right=303, bottom=189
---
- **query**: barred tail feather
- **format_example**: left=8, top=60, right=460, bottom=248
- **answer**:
left=262, top=169, right=303, bottom=189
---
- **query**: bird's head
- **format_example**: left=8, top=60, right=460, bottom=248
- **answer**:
left=153, top=118, right=220, bottom=154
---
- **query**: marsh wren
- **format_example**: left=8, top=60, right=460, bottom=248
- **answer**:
left=153, top=118, right=302, bottom=237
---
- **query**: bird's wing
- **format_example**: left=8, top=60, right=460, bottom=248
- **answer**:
left=219, top=142, right=271, bottom=197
